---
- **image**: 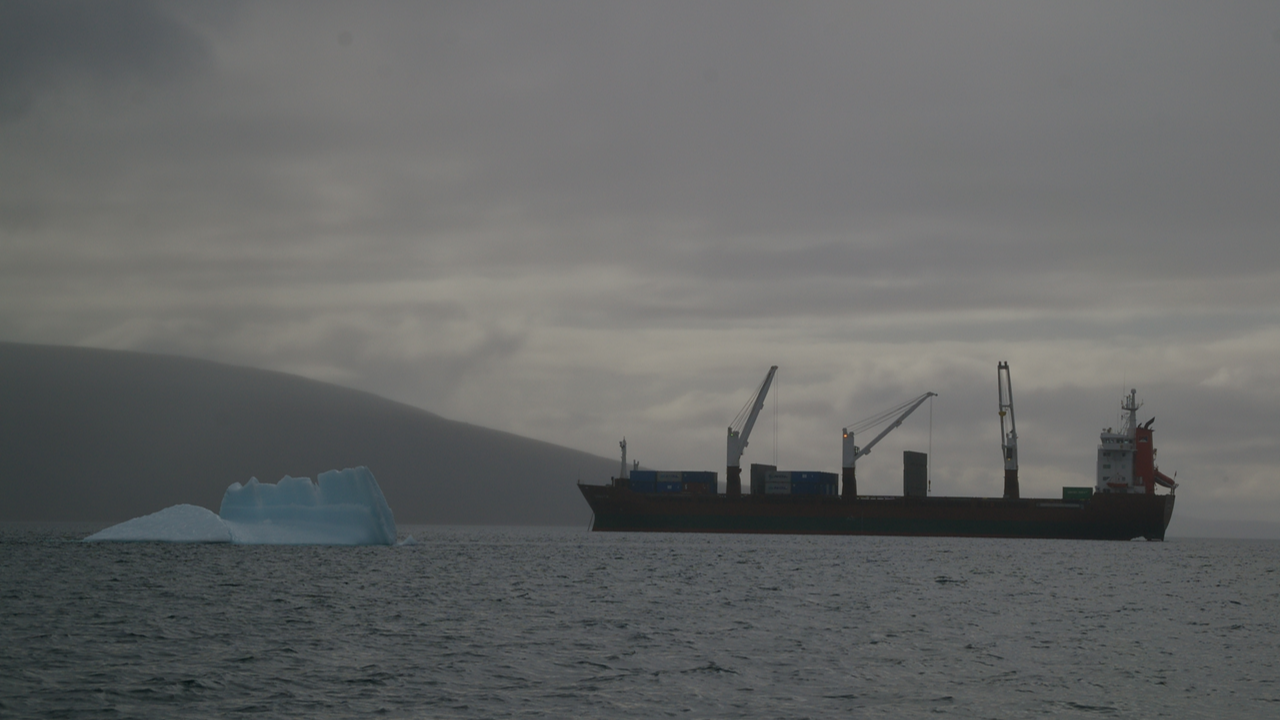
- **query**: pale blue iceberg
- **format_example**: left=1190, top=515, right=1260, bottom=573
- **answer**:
left=85, top=467, right=397, bottom=545
left=220, top=467, right=397, bottom=545
left=84, top=504, right=232, bottom=543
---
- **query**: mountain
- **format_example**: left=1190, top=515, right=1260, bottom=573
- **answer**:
left=0, top=342, right=615, bottom=525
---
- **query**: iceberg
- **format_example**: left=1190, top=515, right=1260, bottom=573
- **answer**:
left=220, top=467, right=397, bottom=545
left=85, top=467, right=397, bottom=545
left=83, top=504, right=233, bottom=543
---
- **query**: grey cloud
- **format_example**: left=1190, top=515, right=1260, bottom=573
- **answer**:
left=388, top=3, right=1280, bottom=241
left=2, top=1, right=1279, bottom=525
left=8, top=2, right=1277, bottom=284
left=64, top=300, right=528, bottom=413
left=0, top=0, right=213, bottom=121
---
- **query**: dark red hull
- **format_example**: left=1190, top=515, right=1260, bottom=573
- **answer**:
left=579, top=484, right=1176, bottom=540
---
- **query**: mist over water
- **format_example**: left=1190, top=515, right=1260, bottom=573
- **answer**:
left=3, top=524, right=1276, bottom=718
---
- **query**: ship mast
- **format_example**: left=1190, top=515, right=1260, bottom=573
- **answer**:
left=998, top=361, right=1019, bottom=499
left=1121, top=388, right=1141, bottom=436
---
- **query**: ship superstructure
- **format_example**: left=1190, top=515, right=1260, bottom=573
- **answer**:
left=1096, top=389, right=1179, bottom=495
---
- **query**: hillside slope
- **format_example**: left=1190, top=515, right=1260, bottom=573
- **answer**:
left=0, top=343, right=614, bottom=525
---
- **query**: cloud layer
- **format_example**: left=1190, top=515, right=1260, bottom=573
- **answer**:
left=2, top=1, right=1278, bottom=522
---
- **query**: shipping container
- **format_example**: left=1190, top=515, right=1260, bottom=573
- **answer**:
left=628, top=480, right=656, bottom=493
left=656, top=481, right=683, bottom=493
left=903, top=451, right=928, bottom=497
left=750, top=463, right=776, bottom=495
left=683, top=481, right=713, bottom=495
left=792, top=471, right=838, bottom=484
left=1063, top=486, right=1094, bottom=500
left=790, top=482, right=836, bottom=496
left=629, top=470, right=658, bottom=483
left=764, top=470, right=840, bottom=495
left=765, top=479, right=792, bottom=494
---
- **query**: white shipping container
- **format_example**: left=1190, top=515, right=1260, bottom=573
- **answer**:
left=766, top=471, right=792, bottom=483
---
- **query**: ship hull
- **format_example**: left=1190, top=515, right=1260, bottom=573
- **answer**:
left=579, top=485, right=1176, bottom=540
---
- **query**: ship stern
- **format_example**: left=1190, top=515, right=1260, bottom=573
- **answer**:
left=1145, top=493, right=1176, bottom=541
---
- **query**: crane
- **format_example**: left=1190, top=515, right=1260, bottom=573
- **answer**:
left=841, top=391, right=936, bottom=498
left=998, top=361, right=1019, bottom=499
left=725, top=366, right=778, bottom=497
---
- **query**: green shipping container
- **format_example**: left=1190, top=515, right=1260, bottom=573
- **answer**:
left=1063, top=487, right=1094, bottom=500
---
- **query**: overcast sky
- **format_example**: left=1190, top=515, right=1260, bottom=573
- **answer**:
left=3, top=1, right=1278, bottom=522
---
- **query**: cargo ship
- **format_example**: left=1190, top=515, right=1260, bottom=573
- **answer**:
left=578, top=363, right=1178, bottom=540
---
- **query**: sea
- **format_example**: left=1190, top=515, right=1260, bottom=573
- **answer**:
left=2, top=524, right=1276, bottom=719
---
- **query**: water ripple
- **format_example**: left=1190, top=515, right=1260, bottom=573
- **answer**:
left=1, top=525, right=1277, bottom=718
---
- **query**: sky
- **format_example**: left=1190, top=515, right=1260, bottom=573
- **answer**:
left=2, top=1, right=1278, bottom=524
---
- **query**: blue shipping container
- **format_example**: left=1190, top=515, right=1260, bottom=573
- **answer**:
left=628, top=480, right=656, bottom=493
left=790, top=483, right=836, bottom=495
left=656, top=481, right=683, bottom=493
left=629, top=470, right=658, bottom=483
left=792, top=471, right=838, bottom=483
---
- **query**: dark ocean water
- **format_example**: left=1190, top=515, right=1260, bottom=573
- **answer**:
left=2, top=524, right=1277, bottom=719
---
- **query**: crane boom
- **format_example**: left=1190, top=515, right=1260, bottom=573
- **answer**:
left=998, top=361, right=1019, bottom=499
left=842, top=392, right=936, bottom=467
left=727, top=365, right=778, bottom=466
left=725, top=365, right=777, bottom=497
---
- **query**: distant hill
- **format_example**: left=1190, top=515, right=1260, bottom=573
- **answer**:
left=1166, top=516, right=1280, bottom=541
left=0, top=342, right=616, bottom=525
